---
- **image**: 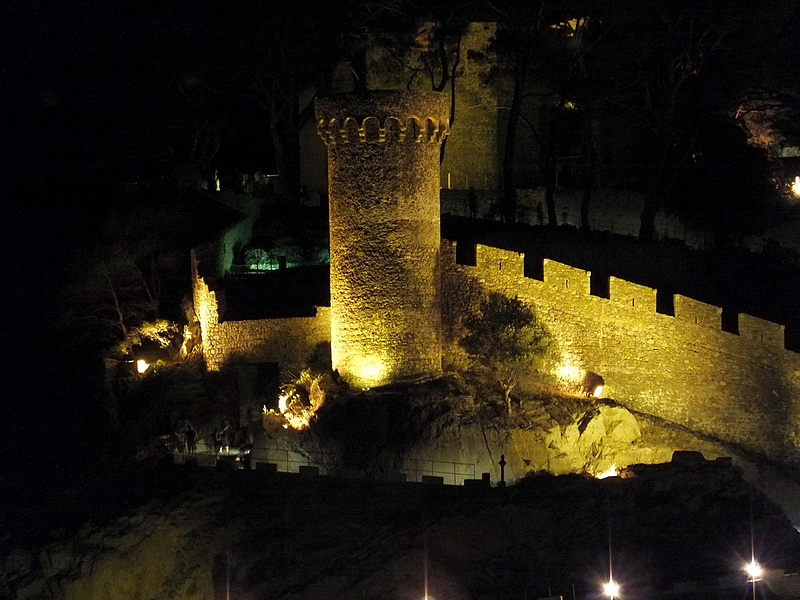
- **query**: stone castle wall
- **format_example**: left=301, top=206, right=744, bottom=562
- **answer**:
left=192, top=233, right=800, bottom=465
left=443, top=241, right=800, bottom=466
left=192, top=255, right=330, bottom=371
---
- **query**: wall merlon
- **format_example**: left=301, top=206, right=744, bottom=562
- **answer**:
left=738, top=313, right=785, bottom=349
left=475, top=245, right=524, bottom=278
left=543, top=260, right=590, bottom=296
left=609, top=277, right=657, bottom=312
left=674, top=295, right=722, bottom=329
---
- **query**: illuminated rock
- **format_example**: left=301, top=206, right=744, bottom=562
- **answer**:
left=316, top=92, right=449, bottom=387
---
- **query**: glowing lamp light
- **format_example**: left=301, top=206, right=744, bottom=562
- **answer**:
left=603, top=579, right=621, bottom=599
left=582, top=371, right=605, bottom=398
left=353, top=356, right=386, bottom=387
left=792, top=176, right=800, bottom=197
left=596, top=464, right=618, bottom=479
left=136, top=359, right=149, bottom=374
left=745, top=560, right=763, bottom=581
left=278, top=394, right=289, bottom=414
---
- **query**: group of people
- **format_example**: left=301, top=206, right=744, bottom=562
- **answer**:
left=169, top=419, right=253, bottom=457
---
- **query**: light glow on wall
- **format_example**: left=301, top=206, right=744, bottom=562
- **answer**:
left=353, top=355, right=387, bottom=388
left=555, top=357, right=583, bottom=383
left=596, top=464, right=618, bottom=479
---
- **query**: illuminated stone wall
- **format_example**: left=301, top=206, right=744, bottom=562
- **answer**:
left=192, top=255, right=330, bottom=371
left=444, top=241, right=800, bottom=465
left=436, top=23, right=498, bottom=191
left=316, top=92, right=448, bottom=387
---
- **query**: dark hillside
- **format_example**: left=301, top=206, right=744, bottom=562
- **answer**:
left=1, top=460, right=798, bottom=600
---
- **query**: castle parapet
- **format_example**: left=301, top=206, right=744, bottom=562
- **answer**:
left=476, top=245, right=524, bottom=278
left=317, top=95, right=449, bottom=146
left=544, top=260, right=590, bottom=296
left=609, top=277, right=656, bottom=312
left=674, top=295, right=722, bottom=329
left=738, top=313, right=785, bottom=348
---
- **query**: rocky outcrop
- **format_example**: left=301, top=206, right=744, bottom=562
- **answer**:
left=305, top=380, right=737, bottom=484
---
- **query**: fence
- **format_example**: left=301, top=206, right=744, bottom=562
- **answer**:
left=251, top=445, right=336, bottom=475
left=440, top=189, right=720, bottom=251
left=248, top=444, right=477, bottom=485
left=400, top=457, right=476, bottom=486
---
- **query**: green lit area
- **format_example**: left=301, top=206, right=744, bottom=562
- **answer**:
left=244, top=246, right=330, bottom=272
left=245, top=248, right=280, bottom=271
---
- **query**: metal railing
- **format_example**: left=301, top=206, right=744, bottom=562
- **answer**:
left=252, top=445, right=336, bottom=475
left=401, top=457, right=476, bottom=486
left=248, top=444, right=477, bottom=485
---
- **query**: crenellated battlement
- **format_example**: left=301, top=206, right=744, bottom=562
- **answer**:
left=543, top=260, right=591, bottom=296
left=674, top=295, right=722, bottom=329
left=452, top=241, right=790, bottom=352
left=443, top=239, right=800, bottom=465
left=316, top=115, right=449, bottom=145
left=609, top=277, right=657, bottom=312
left=738, top=313, right=785, bottom=347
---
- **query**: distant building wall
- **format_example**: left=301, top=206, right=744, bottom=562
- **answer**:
left=437, top=23, right=499, bottom=191
left=443, top=241, right=800, bottom=466
left=366, top=22, right=499, bottom=192
left=192, top=254, right=330, bottom=372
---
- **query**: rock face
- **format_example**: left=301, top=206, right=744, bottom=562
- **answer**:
left=308, top=381, right=735, bottom=485
left=5, top=384, right=800, bottom=600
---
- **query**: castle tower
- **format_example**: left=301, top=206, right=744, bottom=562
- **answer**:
left=316, top=92, right=449, bottom=388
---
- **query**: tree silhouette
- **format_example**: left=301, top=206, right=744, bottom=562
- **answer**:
left=460, top=293, right=554, bottom=412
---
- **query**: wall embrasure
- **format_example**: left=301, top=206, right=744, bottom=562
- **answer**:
left=443, top=240, right=800, bottom=466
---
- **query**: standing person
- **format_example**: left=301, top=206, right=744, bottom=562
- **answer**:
left=468, top=187, right=478, bottom=218
left=212, top=428, right=222, bottom=454
left=220, top=420, right=232, bottom=454
left=185, top=424, right=197, bottom=456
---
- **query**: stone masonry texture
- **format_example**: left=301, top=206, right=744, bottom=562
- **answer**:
left=442, top=241, right=800, bottom=467
left=316, top=91, right=449, bottom=387
left=193, top=237, right=800, bottom=466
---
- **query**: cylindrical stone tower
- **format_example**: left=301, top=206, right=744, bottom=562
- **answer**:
left=316, top=91, right=449, bottom=388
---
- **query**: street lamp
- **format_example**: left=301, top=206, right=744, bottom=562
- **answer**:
left=746, top=492, right=762, bottom=600
left=603, top=579, right=621, bottom=599
left=745, top=560, right=762, bottom=600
